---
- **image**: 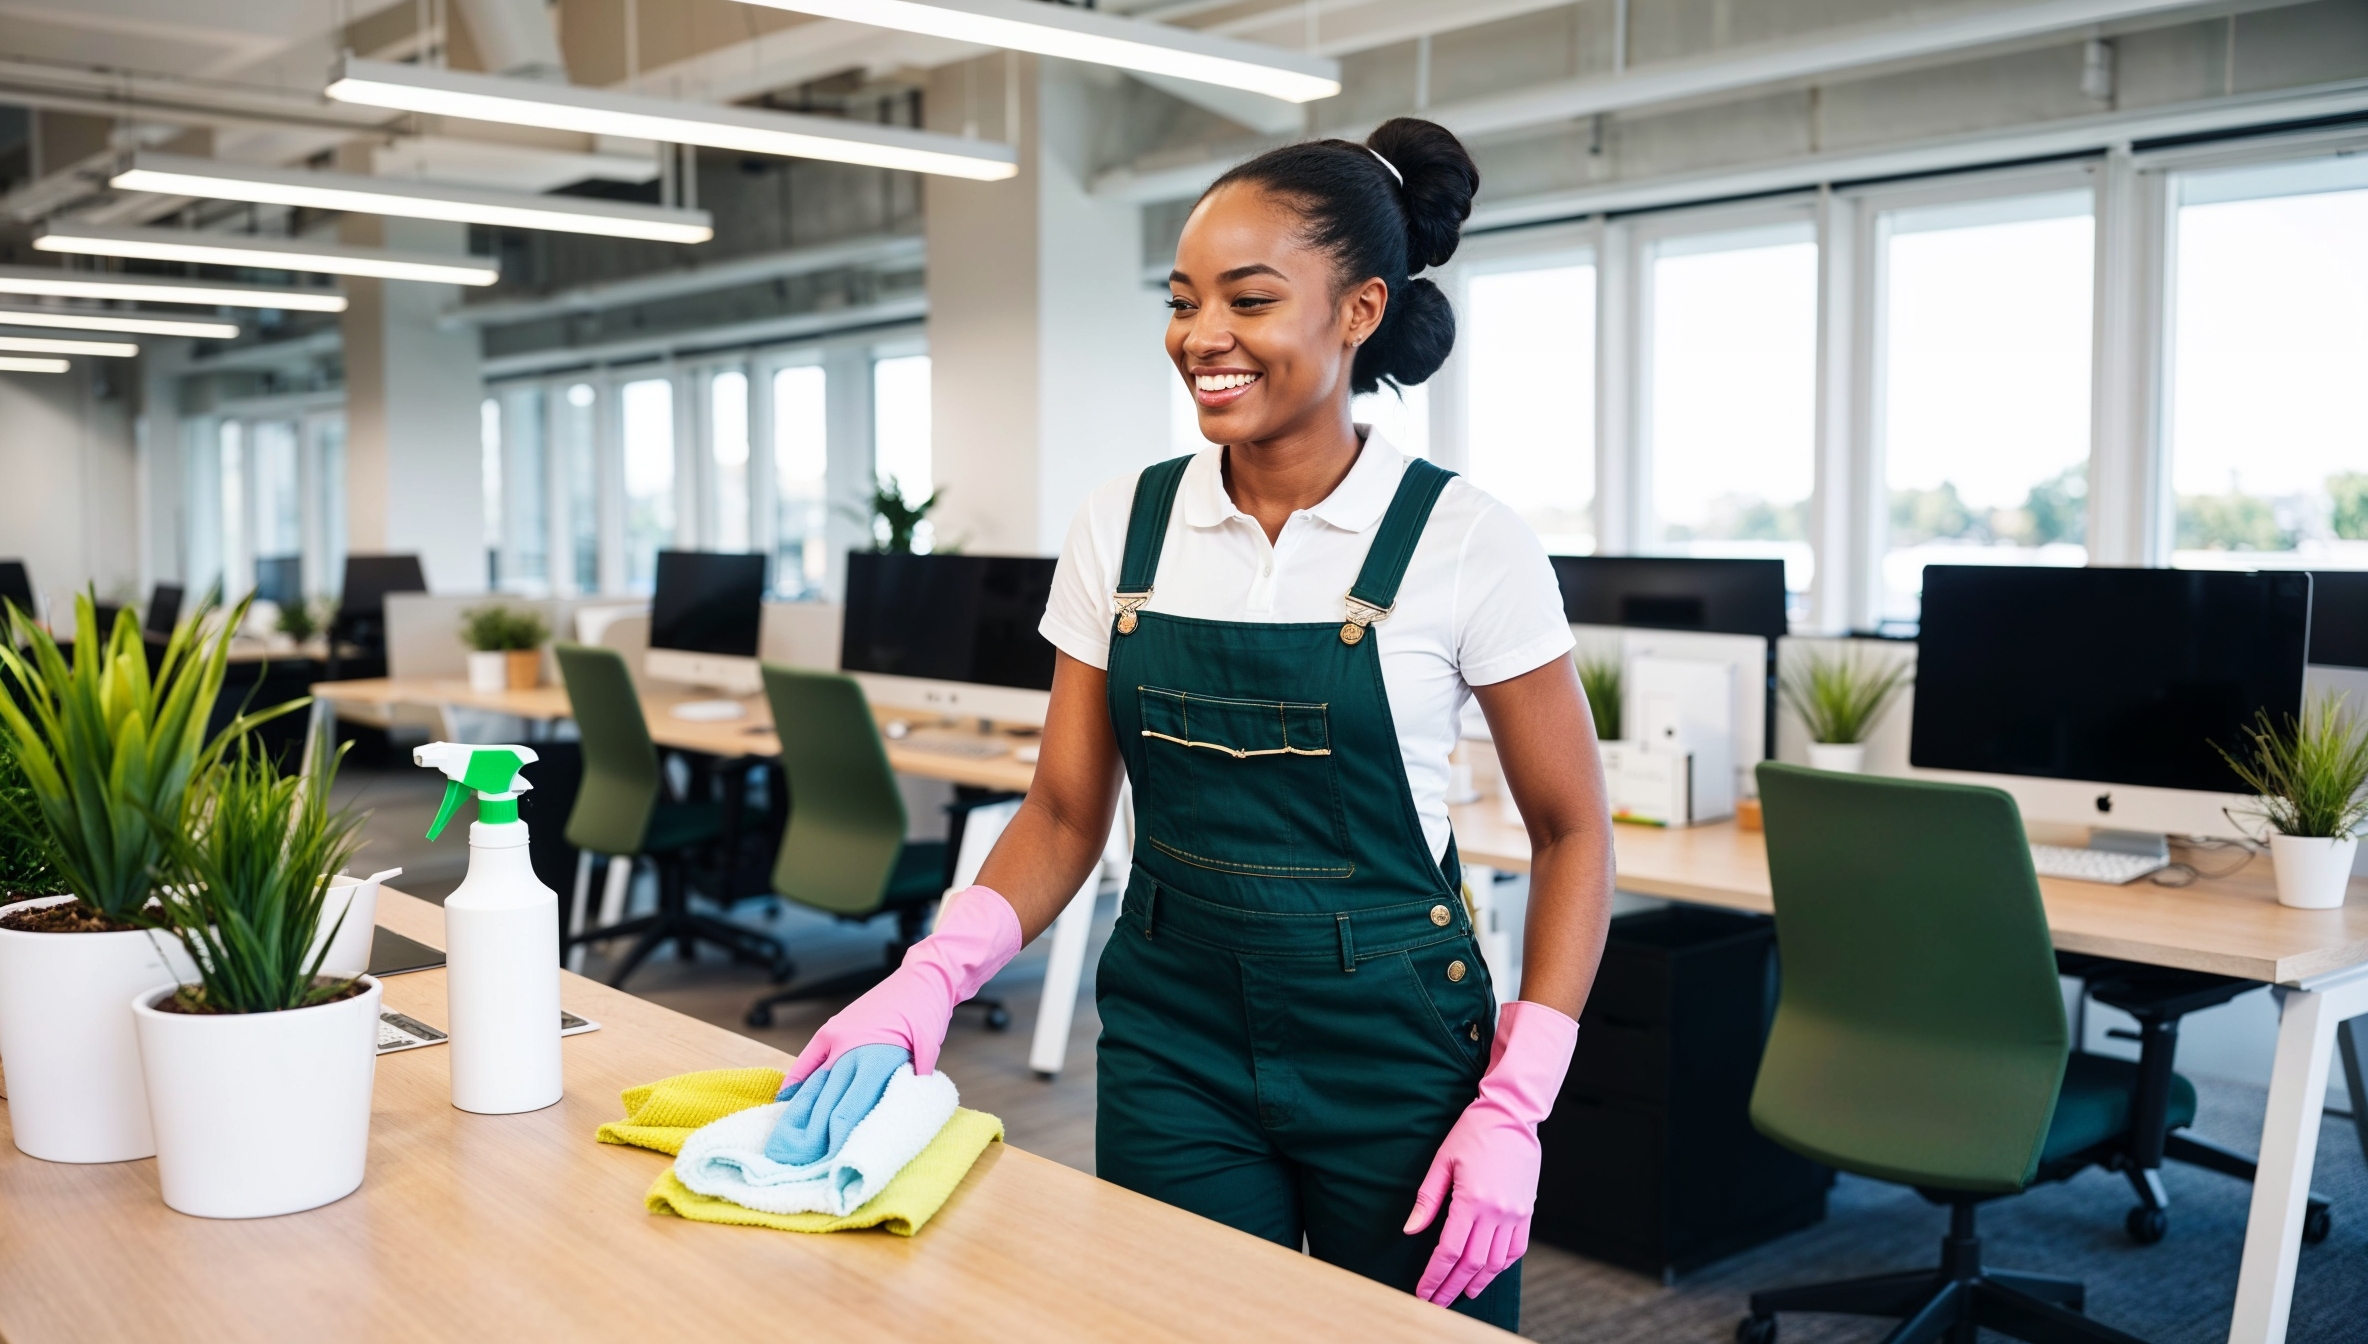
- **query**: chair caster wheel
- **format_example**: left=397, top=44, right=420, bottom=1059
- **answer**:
left=769, top=959, right=795, bottom=984
left=2125, top=1205, right=2168, bottom=1245
left=2304, top=1205, right=2332, bottom=1245
left=1736, top=1313, right=1777, bottom=1344
left=984, top=1006, right=1012, bottom=1031
left=745, top=1005, right=775, bottom=1029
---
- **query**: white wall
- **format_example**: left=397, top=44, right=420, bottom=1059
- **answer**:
left=0, top=361, right=140, bottom=620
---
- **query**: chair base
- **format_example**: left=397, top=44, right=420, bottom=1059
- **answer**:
left=1741, top=1199, right=2150, bottom=1344
left=741, top=904, right=1009, bottom=1035
left=568, top=849, right=793, bottom=989
left=2113, top=1130, right=2332, bottom=1246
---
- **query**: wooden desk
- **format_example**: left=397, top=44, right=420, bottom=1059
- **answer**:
left=0, top=891, right=1509, bottom=1344
left=1449, top=801, right=2368, bottom=1344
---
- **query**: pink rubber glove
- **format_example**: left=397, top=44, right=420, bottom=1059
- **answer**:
left=1403, top=999, right=1580, bottom=1305
left=784, top=885, right=1023, bottom=1084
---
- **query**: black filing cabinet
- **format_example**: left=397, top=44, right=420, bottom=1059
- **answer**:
left=1535, top=906, right=1828, bottom=1278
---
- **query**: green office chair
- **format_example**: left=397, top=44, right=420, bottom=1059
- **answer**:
left=1737, top=764, right=2171, bottom=1344
left=555, top=643, right=791, bottom=988
left=742, top=663, right=1008, bottom=1033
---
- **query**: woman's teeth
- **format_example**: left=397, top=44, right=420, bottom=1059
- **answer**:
left=1196, top=372, right=1260, bottom=391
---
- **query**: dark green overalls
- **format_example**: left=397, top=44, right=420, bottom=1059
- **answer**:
left=1095, top=453, right=1516, bottom=1329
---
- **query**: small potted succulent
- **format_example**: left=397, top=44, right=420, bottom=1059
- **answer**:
left=2216, top=695, right=2368, bottom=911
left=135, top=743, right=379, bottom=1218
left=1781, top=643, right=1912, bottom=774
left=461, top=603, right=551, bottom=693
left=0, top=593, right=293, bottom=1163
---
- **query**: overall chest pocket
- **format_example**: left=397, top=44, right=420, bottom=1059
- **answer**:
left=1135, top=687, right=1355, bottom=880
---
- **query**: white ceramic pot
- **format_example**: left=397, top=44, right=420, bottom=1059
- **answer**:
left=466, top=650, right=508, bottom=694
left=1807, top=742, right=1867, bottom=774
left=132, top=975, right=382, bottom=1218
left=0, top=895, right=197, bottom=1163
left=2269, top=834, right=2359, bottom=911
left=309, top=868, right=401, bottom=979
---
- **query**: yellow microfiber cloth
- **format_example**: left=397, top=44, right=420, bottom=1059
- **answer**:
left=596, top=1068, right=1004, bottom=1238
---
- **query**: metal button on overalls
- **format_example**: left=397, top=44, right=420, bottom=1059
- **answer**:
left=1093, top=454, right=1514, bottom=1330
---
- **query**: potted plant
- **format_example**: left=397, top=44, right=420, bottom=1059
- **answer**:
left=1576, top=647, right=1624, bottom=744
left=0, top=733, right=59, bottom=903
left=275, top=595, right=331, bottom=649
left=461, top=603, right=551, bottom=692
left=2216, top=695, right=2368, bottom=910
left=1780, top=643, right=1912, bottom=774
left=0, top=593, right=294, bottom=1162
left=135, top=743, right=379, bottom=1218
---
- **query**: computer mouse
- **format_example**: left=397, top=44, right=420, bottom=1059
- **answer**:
left=883, top=719, right=910, bottom=740
left=1014, top=744, right=1041, bottom=765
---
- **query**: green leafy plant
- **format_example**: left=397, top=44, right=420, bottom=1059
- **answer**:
left=275, top=596, right=332, bottom=644
left=460, top=603, right=551, bottom=653
left=0, top=734, right=60, bottom=897
left=150, top=741, right=365, bottom=1013
left=1780, top=645, right=1912, bottom=746
left=0, top=591, right=298, bottom=926
left=2213, top=694, right=2368, bottom=840
left=1574, top=648, right=1623, bottom=741
left=864, top=477, right=941, bottom=555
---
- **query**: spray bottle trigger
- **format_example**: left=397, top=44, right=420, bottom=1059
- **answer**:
left=427, top=778, right=471, bottom=841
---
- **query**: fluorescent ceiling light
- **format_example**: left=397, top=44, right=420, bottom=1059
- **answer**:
left=735, top=0, right=1341, bottom=103
left=34, top=223, right=501, bottom=286
left=0, top=357, right=70, bottom=373
left=0, top=263, right=346, bottom=313
left=110, top=154, right=714, bottom=245
left=327, top=58, right=1020, bottom=182
left=0, top=334, right=136, bottom=357
left=0, top=305, right=238, bottom=338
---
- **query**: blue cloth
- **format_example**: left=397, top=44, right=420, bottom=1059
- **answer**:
left=766, top=1044, right=910, bottom=1165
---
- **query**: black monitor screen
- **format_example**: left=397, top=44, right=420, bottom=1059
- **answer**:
left=0, top=560, right=31, bottom=624
left=337, top=554, right=426, bottom=620
left=254, top=555, right=302, bottom=608
left=1549, top=556, right=1788, bottom=641
left=146, top=583, right=184, bottom=636
left=840, top=553, right=1058, bottom=692
left=650, top=551, right=766, bottom=657
left=1912, top=566, right=2311, bottom=793
left=2309, top=571, right=2368, bottom=670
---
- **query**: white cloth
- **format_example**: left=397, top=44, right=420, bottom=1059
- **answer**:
left=672, top=1065, right=959, bottom=1217
left=1041, top=431, right=1575, bottom=860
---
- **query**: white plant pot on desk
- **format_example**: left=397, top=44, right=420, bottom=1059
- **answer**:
left=132, top=976, right=382, bottom=1218
left=310, top=868, right=401, bottom=979
left=466, top=650, right=508, bottom=694
left=0, top=895, right=197, bottom=1163
left=2269, top=834, right=2358, bottom=911
left=1807, top=742, right=1867, bottom=774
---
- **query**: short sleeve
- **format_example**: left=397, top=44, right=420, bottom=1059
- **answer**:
left=1038, top=473, right=1134, bottom=672
left=1452, top=495, right=1575, bottom=687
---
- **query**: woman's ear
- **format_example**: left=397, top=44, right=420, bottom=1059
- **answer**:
left=1341, top=276, right=1390, bottom=349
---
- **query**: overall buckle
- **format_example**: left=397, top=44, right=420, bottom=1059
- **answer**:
left=1339, top=595, right=1391, bottom=646
left=1113, top=588, right=1153, bottom=635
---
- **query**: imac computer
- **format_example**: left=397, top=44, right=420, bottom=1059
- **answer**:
left=334, top=554, right=427, bottom=651
left=2307, top=570, right=2368, bottom=671
left=646, top=551, right=768, bottom=696
left=840, top=552, right=1059, bottom=726
left=145, top=583, right=184, bottom=639
left=1911, top=565, right=2311, bottom=858
left=253, top=555, right=302, bottom=609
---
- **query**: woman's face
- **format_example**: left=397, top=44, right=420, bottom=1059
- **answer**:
left=1166, top=183, right=1388, bottom=447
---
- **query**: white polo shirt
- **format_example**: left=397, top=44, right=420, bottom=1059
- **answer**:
left=1040, top=431, right=1575, bottom=861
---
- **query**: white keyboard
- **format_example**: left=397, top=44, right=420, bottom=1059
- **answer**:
left=897, top=732, right=1012, bottom=760
left=670, top=698, right=747, bottom=722
left=2029, top=843, right=2167, bottom=885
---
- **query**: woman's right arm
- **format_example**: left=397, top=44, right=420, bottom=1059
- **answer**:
left=977, top=650, right=1125, bottom=941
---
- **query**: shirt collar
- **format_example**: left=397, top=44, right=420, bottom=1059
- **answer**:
left=1179, top=428, right=1407, bottom=534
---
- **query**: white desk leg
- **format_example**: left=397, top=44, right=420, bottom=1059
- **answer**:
left=1028, top=861, right=1102, bottom=1079
left=2341, top=1016, right=2368, bottom=1174
left=1464, top=863, right=1521, bottom=1004
left=2229, top=968, right=2368, bottom=1344
left=595, top=856, right=634, bottom=928
left=946, top=799, right=1023, bottom=901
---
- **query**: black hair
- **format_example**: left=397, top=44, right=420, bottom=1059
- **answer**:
left=1204, top=117, right=1480, bottom=396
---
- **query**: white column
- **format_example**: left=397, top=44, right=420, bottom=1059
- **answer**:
left=2087, top=145, right=2171, bottom=567
left=1809, top=185, right=1874, bottom=634
left=1593, top=216, right=1640, bottom=555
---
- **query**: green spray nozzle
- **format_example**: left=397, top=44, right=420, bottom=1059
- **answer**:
left=413, top=742, right=539, bottom=840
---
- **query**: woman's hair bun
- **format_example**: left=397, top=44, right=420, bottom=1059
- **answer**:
left=1366, top=117, right=1479, bottom=275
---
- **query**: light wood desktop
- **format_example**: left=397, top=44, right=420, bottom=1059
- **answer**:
left=0, top=891, right=1511, bottom=1344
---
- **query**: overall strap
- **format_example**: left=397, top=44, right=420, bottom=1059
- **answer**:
left=1339, top=458, right=1456, bottom=645
left=1113, top=455, right=1193, bottom=634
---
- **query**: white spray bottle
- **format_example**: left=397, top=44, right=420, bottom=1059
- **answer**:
left=414, top=743, right=563, bottom=1115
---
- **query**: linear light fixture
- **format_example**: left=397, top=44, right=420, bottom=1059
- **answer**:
left=734, top=0, right=1342, bottom=103
left=326, top=58, right=1020, bottom=182
left=0, top=357, right=70, bottom=373
left=110, top=154, right=714, bottom=245
left=0, top=263, right=346, bottom=313
left=34, top=223, right=501, bottom=286
left=0, top=304, right=238, bottom=338
left=0, top=334, right=137, bottom=357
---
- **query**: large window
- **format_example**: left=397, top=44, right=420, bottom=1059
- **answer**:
left=486, top=388, right=550, bottom=592
left=2168, top=156, right=2368, bottom=571
left=1878, top=193, right=2094, bottom=618
left=872, top=353, right=932, bottom=518
left=773, top=363, right=829, bottom=598
left=1352, top=383, right=1430, bottom=457
left=186, top=409, right=344, bottom=603
left=556, top=382, right=600, bottom=592
left=1463, top=261, right=1595, bottom=554
left=620, top=376, right=676, bottom=591
left=1646, top=226, right=1819, bottom=595
left=708, top=369, right=751, bottom=554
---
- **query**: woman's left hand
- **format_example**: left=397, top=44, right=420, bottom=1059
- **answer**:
left=1403, top=1000, right=1580, bottom=1305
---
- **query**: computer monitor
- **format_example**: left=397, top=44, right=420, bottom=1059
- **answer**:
left=1910, top=565, right=2311, bottom=843
left=840, top=552, right=1059, bottom=725
left=1550, top=555, right=1787, bottom=762
left=145, top=583, right=184, bottom=638
left=0, top=560, right=33, bottom=628
left=253, top=555, right=302, bottom=609
left=2307, top=570, right=2368, bottom=670
left=333, top=554, right=427, bottom=655
left=646, top=551, right=767, bottom=693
